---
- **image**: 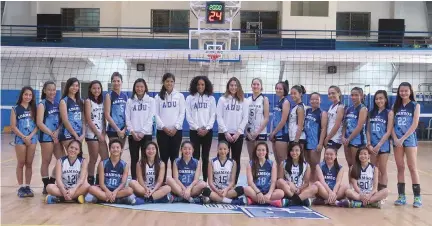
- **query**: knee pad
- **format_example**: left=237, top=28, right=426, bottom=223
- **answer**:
left=202, top=187, right=211, bottom=197
left=234, top=186, right=244, bottom=196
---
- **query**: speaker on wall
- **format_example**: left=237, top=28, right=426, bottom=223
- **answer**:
left=37, top=14, right=62, bottom=42
left=378, top=19, right=405, bottom=47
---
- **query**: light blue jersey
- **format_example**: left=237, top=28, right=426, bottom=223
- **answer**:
left=107, top=91, right=128, bottom=133
left=305, top=108, right=323, bottom=150
left=272, top=97, right=289, bottom=141
left=344, top=104, right=367, bottom=146
left=251, top=159, right=273, bottom=194
left=60, top=96, right=82, bottom=140
left=176, top=157, right=198, bottom=187
left=103, top=158, right=127, bottom=191
left=394, top=101, right=418, bottom=147
left=369, top=109, right=390, bottom=152
left=13, top=105, right=37, bottom=145
left=39, top=99, right=60, bottom=142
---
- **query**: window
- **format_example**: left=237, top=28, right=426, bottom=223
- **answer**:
left=336, top=12, right=371, bottom=36
left=291, top=1, right=329, bottom=17
left=61, top=8, right=100, bottom=32
left=151, top=10, right=190, bottom=33
left=240, top=11, right=279, bottom=34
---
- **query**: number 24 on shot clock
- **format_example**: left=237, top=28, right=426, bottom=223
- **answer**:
left=206, top=1, right=225, bottom=24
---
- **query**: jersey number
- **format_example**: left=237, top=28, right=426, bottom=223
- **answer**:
left=359, top=181, right=370, bottom=190
left=218, top=175, right=228, bottom=184
left=67, top=175, right=77, bottom=184
left=397, top=117, right=407, bottom=126
left=257, top=177, right=267, bottom=186
left=148, top=176, right=154, bottom=185
left=107, top=178, right=118, bottom=186
left=372, top=123, right=381, bottom=132
left=181, top=175, right=192, bottom=184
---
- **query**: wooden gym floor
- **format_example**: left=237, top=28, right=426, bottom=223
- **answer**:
left=1, top=133, right=431, bottom=226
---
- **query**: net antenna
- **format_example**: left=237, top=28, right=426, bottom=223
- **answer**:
left=188, top=1, right=242, bottom=69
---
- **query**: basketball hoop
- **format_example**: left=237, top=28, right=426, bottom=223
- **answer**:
left=207, top=51, right=222, bottom=63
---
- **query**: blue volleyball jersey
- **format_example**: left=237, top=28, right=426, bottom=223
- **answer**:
left=272, top=98, right=289, bottom=137
left=305, top=108, right=322, bottom=150
left=103, top=158, right=127, bottom=191
left=13, top=105, right=37, bottom=144
left=369, top=109, right=390, bottom=151
left=320, top=161, right=341, bottom=190
left=39, top=99, right=60, bottom=142
left=60, top=97, right=82, bottom=139
left=344, top=104, right=367, bottom=146
left=394, top=101, right=418, bottom=146
left=176, top=157, right=198, bottom=187
left=251, top=159, right=273, bottom=194
left=107, top=91, right=128, bottom=132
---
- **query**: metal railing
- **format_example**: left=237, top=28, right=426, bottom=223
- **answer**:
left=1, top=25, right=432, bottom=50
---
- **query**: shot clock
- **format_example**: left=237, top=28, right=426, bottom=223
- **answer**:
left=206, top=2, right=225, bottom=24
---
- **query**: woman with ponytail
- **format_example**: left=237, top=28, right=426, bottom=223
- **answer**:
left=155, top=73, right=185, bottom=181
left=289, top=85, right=307, bottom=149
left=37, top=81, right=62, bottom=194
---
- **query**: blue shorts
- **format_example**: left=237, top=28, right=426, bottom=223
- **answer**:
left=59, top=132, right=82, bottom=142
left=39, top=132, right=55, bottom=143
left=15, top=135, right=37, bottom=145
left=327, top=140, right=342, bottom=150
left=348, top=143, right=365, bottom=149
left=371, top=141, right=390, bottom=154
left=275, top=134, right=289, bottom=142
left=106, top=127, right=128, bottom=138
left=85, top=137, right=99, bottom=142
left=393, top=134, right=418, bottom=148
left=246, top=134, right=268, bottom=141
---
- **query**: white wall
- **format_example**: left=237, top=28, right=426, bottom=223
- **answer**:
left=2, top=1, right=35, bottom=25
left=394, top=1, right=428, bottom=33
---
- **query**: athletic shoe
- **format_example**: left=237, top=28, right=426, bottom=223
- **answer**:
left=135, top=197, right=146, bottom=205
left=192, top=196, right=204, bottom=204
left=302, top=198, right=312, bottom=207
left=45, top=195, right=60, bottom=204
left=76, top=195, right=85, bottom=204
left=167, top=193, right=175, bottom=203
left=231, top=197, right=246, bottom=206
left=25, top=186, right=34, bottom=197
left=335, top=199, right=350, bottom=208
left=42, top=186, right=48, bottom=195
left=350, top=200, right=363, bottom=208
left=413, top=196, right=422, bottom=208
left=202, top=196, right=211, bottom=204
left=281, top=198, right=290, bottom=207
left=394, top=194, right=407, bottom=206
left=246, top=197, right=254, bottom=205
left=17, top=187, right=26, bottom=198
left=84, top=194, right=98, bottom=203
left=312, top=197, right=325, bottom=205
left=270, top=199, right=283, bottom=208
left=366, top=201, right=381, bottom=209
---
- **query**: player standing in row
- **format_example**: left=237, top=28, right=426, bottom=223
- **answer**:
left=392, top=82, right=422, bottom=207
left=59, top=77, right=85, bottom=150
left=217, top=77, right=249, bottom=184
left=45, top=140, right=90, bottom=204
left=245, top=78, right=270, bottom=160
left=105, top=72, right=128, bottom=145
left=37, top=81, right=62, bottom=194
left=366, top=90, right=393, bottom=193
left=289, top=85, right=307, bottom=148
left=84, top=80, right=108, bottom=185
left=155, top=73, right=186, bottom=181
left=186, top=76, right=216, bottom=182
left=304, top=92, right=327, bottom=181
left=324, top=86, right=345, bottom=152
left=269, top=80, right=290, bottom=167
left=126, top=78, right=155, bottom=180
left=11, top=86, right=38, bottom=197
left=342, top=87, right=367, bottom=168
